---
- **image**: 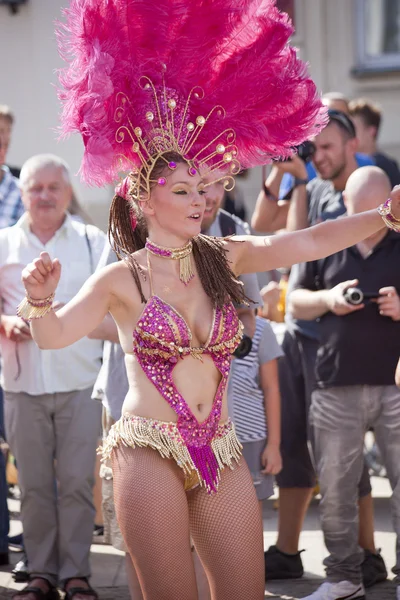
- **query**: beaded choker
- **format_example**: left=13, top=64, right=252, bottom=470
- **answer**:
left=145, top=239, right=194, bottom=285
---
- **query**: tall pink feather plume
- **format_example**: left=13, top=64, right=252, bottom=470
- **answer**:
left=56, top=0, right=327, bottom=186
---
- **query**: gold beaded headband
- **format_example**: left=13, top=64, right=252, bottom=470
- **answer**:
left=114, top=74, right=241, bottom=201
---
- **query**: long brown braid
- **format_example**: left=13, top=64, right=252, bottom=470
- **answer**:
left=108, top=152, right=249, bottom=308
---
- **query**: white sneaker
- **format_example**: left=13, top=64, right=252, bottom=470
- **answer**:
left=301, top=581, right=365, bottom=600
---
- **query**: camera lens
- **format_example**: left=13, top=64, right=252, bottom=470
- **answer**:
left=344, top=287, right=363, bottom=305
left=297, top=141, right=316, bottom=163
left=233, top=335, right=253, bottom=359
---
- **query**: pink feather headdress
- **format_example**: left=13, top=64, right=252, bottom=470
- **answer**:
left=56, top=0, right=327, bottom=195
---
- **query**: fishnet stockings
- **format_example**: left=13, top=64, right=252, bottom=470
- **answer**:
left=188, top=456, right=265, bottom=599
left=112, top=446, right=264, bottom=600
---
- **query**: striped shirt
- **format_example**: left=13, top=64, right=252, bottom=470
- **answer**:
left=0, top=166, right=24, bottom=229
left=231, top=317, right=283, bottom=443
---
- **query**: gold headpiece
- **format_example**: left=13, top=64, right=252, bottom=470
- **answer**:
left=114, top=75, right=241, bottom=201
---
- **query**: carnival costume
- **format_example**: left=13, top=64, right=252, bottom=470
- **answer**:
left=54, top=2, right=327, bottom=597
left=56, top=0, right=326, bottom=491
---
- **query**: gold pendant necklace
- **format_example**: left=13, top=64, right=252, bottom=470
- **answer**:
left=145, top=239, right=195, bottom=285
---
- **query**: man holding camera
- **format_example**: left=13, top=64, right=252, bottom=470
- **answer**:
left=253, top=110, right=384, bottom=586
left=289, top=166, right=400, bottom=600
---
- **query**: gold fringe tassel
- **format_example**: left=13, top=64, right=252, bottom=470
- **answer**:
left=179, top=253, right=195, bottom=285
left=99, top=415, right=242, bottom=490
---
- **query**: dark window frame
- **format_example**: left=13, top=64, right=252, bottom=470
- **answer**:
left=354, top=0, right=400, bottom=74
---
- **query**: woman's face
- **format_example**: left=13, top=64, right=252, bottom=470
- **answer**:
left=144, top=162, right=206, bottom=240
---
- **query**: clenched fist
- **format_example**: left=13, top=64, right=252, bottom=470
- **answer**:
left=21, top=252, right=61, bottom=300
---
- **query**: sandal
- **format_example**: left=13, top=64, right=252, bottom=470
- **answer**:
left=12, top=579, right=60, bottom=600
left=63, top=578, right=99, bottom=600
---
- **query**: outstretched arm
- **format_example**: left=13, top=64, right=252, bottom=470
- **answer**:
left=21, top=252, right=114, bottom=349
left=230, top=186, right=400, bottom=275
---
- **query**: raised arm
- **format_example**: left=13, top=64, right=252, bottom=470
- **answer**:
left=20, top=252, right=114, bottom=349
left=230, top=186, right=400, bottom=275
left=251, top=166, right=289, bottom=232
left=251, top=157, right=309, bottom=233
left=285, top=183, right=309, bottom=231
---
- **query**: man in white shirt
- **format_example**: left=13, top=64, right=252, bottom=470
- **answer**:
left=1, top=155, right=105, bottom=600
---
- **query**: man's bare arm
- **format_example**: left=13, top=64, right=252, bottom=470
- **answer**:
left=286, top=184, right=309, bottom=231
left=251, top=167, right=289, bottom=232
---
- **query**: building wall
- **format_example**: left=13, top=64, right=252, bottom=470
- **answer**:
left=1, top=1, right=399, bottom=229
left=243, top=0, right=400, bottom=221
left=0, top=0, right=112, bottom=228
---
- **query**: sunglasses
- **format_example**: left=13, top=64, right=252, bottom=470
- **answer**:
left=327, top=109, right=356, bottom=138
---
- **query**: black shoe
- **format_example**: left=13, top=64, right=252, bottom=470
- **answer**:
left=0, top=551, right=9, bottom=566
left=93, top=524, right=104, bottom=537
left=264, top=545, right=304, bottom=580
left=12, top=555, right=29, bottom=583
left=361, top=549, right=387, bottom=588
left=8, top=533, right=24, bottom=553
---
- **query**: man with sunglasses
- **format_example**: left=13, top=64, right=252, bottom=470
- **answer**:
left=252, top=110, right=387, bottom=587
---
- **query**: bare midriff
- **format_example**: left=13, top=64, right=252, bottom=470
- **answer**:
left=122, top=352, right=229, bottom=424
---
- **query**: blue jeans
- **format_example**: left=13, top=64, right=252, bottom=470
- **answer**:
left=0, top=387, right=9, bottom=553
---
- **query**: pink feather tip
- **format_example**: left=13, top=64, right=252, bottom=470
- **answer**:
left=115, top=177, right=131, bottom=201
left=130, top=212, right=137, bottom=231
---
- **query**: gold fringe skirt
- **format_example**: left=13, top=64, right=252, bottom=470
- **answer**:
left=100, top=414, right=243, bottom=492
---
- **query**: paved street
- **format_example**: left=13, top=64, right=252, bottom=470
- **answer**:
left=0, top=476, right=397, bottom=599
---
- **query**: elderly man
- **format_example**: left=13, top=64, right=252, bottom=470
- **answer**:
left=0, top=155, right=106, bottom=600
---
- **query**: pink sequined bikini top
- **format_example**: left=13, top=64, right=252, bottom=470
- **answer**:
left=132, top=262, right=243, bottom=492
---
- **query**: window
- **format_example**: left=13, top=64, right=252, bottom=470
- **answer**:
left=355, top=0, right=400, bottom=72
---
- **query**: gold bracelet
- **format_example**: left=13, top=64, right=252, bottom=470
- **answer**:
left=377, top=197, right=400, bottom=232
left=16, top=292, right=55, bottom=321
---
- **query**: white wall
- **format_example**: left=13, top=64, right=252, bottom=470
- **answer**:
left=0, top=0, right=112, bottom=229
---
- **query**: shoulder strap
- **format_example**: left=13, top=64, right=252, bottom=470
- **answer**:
left=124, top=255, right=146, bottom=304
left=218, top=210, right=237, bottom=237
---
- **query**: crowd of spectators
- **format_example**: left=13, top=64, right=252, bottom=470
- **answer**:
left=1, top=91, right=400, bottom=600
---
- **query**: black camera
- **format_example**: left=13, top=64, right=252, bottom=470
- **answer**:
left=343, top=287, right=379, bottom=306
left=296, top=140, right=316, bottom=163
left=273, top=140, right=316, bottom=165
left=233, top=334, right=253, bottom=359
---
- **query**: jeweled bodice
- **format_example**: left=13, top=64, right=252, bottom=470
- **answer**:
left=132, top=295, right=243, bottom=491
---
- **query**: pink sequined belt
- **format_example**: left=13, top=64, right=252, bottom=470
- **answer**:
left=100, top=414, right=243, bottom=493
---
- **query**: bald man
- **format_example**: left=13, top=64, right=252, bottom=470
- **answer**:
left=289, top=168, right=400, bottom=600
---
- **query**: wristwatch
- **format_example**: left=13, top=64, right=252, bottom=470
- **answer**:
left=263, top=184, right=278, bottom=202
left=293, top=177, right=308, bottom=188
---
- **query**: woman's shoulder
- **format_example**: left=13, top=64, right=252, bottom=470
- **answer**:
left=95, top=254, right=146, bottom=299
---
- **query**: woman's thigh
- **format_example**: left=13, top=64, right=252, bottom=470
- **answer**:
left=112, top=446, right=198, bottom=600
left=188, top=458, right=265, bottom=600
